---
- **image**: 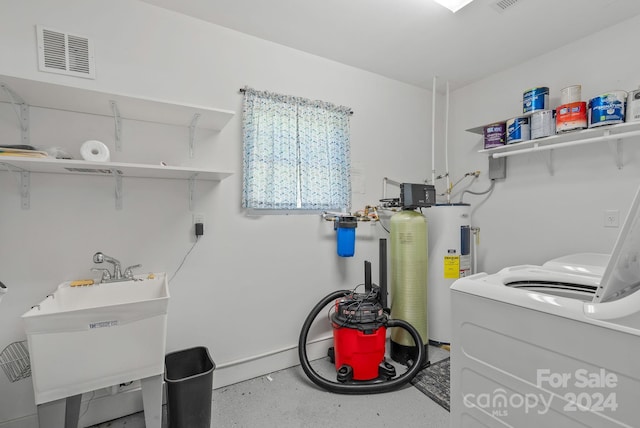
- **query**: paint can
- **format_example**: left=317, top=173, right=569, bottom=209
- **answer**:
left=506, top=116, right=530, bottom=144
left=627, top=88, right=640, bottom=123
left=523, top=87, right=549, bottom=114
left=530, top=109, right=556, bottom=139
left=588, top=91, right=627, bottom=128
left=560, top=85, right=582, bottom=105
left=556, top=101, right=587, bottom=133
left=483, top=122, right=506, bottom=149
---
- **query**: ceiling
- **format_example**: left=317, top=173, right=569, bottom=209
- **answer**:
left=140, top=0, right=640, bottom=90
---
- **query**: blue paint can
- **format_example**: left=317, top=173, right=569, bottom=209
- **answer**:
left=523, top=87, right=549, bottom=114
left=588, top=91, right=627, bottom=128
left=506, top=116, right=530, bottom=144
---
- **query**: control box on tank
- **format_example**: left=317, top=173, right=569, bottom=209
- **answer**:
left=400, top=183, right=436, bottom=209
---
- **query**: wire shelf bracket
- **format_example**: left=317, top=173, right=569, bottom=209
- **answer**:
left=21, top=170, right=30, bottom=209
left=110, top=100, right=122, bottom=152
left=114, top=169, right=123, bottom=210
left=1, top=82, right=30, bottom=145
left=189, top=113, right=201, bottom=159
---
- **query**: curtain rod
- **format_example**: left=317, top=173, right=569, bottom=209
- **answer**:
left=239, top=88, right=354, bottom=115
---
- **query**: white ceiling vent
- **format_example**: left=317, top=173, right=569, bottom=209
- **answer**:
left=36, top=25, right=95, bottom=79
left=491, top=0, right=522, bottom=13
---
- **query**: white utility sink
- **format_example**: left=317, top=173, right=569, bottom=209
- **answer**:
left=22, top=273, right=169, bottom=405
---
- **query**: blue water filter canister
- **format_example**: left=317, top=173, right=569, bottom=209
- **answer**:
left=335, top=216, right=357, bottom=257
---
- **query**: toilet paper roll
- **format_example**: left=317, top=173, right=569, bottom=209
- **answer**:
left=80, top=140, right=110, bottom=162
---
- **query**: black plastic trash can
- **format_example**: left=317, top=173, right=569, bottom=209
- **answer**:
left=165, top=346, right=215, bottom=428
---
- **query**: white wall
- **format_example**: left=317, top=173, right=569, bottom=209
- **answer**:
left=4, top=1, right=639, bottom=426
left=448, top=14, right=640, bottom=273
left=0, top=0, right=432, bottom=425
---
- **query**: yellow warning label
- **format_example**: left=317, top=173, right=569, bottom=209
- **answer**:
left=444, top=256, right=460, bottom=279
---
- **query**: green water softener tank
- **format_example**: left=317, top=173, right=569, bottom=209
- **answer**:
left=390, top=209, right=428, bottom=365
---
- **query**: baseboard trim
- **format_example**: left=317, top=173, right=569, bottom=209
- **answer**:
left=1, top=337, right=333, bottom=427
left=214, top=336, right=332, bottom=388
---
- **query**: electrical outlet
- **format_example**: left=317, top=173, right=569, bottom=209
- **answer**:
left=193, top=213, right=205, bottom=225
left=604, top=210, right=619, bottom=228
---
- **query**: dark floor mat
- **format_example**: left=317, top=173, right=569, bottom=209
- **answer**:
left=410, top=357, right=450, bottom=412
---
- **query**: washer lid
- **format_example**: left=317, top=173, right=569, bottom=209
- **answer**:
left=595, top=186, right=640, bottom=303
left=542, top=253, right=610, bottom=277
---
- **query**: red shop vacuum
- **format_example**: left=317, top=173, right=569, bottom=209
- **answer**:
left=298, top=239, right=426, bottom=394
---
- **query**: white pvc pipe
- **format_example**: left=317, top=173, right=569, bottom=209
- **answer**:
left=472, top=228, right=478, bottom=274
left=445, top=80, right=451, bottom=204
left=431, top=76, right=437, bottom=184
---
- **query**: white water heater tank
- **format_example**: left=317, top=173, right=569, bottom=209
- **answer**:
left=424, top=204, right=471, bottom=344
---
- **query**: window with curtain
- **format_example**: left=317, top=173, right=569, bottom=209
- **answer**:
left=242, top=87, right=352, bottom=211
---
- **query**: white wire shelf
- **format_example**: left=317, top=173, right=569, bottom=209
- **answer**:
left=475, top=121, right=640, bottom=159
left=0, top=74, right=235, bottom=131
left=0, top=156, right=232, bottom=210
left=0, top=156, right=232, bottom=181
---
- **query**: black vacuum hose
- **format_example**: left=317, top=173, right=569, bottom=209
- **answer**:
left=298, top=289, right=425, bottom=394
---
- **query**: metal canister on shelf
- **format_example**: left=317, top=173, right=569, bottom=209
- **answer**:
left=556, top=102, right=587, bottom=133
left=523, top=87, right=549, bottom=114
left=627, top=88, right=640, bottom=123
left=530, top=110, right=556, bottom=139
left=506, top=116, right=530, bottom=144
left=588, top=91, right=627, bottom=128
left=560, top=85, right=582, bottom=105
left=483, top=122, right=506, bottom=149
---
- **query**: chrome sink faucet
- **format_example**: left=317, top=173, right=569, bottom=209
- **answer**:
left=93, top=252, right=122, bottom=279
left=92, top=252, right=141, bottom=282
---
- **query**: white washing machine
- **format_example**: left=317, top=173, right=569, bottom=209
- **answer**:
left=451, top=187, right=640, bottom=428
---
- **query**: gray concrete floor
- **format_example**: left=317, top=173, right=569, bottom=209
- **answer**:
left=90, top=346, right=450, bottom=427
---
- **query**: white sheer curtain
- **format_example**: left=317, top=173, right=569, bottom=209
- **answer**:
left=242, top=88, right=351, bottom=210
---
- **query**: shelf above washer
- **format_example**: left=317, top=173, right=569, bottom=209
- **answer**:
left=477, top=121, right=640, bottom=159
